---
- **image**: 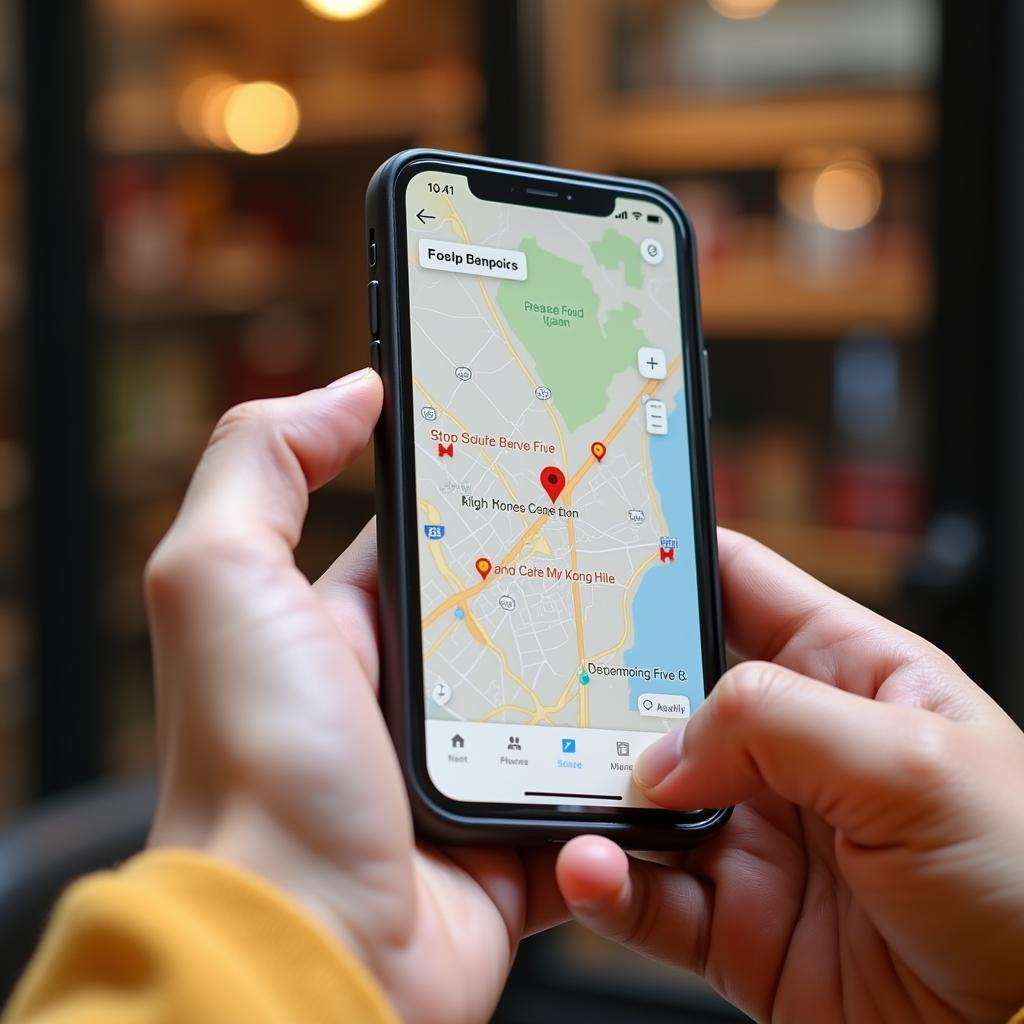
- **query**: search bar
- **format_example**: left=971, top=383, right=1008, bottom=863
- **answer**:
left=419, top=238, right=528, bottom=281
left=637, top=694, right=691, bottom=719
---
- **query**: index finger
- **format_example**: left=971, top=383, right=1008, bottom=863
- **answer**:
left=717, top=528, right=935, bottom=693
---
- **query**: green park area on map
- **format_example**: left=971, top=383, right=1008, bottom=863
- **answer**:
left=590, top=228, right=644, bottom=288
left=496, top=238, right=651, bottom=432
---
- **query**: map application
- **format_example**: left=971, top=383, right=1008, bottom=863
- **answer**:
left=406, top=169, right=707, bottom=808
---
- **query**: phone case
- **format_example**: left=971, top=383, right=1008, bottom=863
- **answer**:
left=367, top=149, right=730, bottom=847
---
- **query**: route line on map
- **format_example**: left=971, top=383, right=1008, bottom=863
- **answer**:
left=421, top=356, right=681, bottom=631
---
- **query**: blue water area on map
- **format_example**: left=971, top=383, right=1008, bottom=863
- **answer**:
left=624, top=399, right=704, bottom=712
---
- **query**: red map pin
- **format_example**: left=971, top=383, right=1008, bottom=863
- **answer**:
left=475, top=557, right=492, bottom=580
left=540, top=466, right=566, bottom=503
left=591, top=441, right=607, bottom=462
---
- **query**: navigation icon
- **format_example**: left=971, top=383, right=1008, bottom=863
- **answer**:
left=638, top=347, right=667, bottom=379
left=590, top=441, right=606, bottom=463
left=416, top=209, right=436, bottom=225
left=540, top=466, right=566, bottom=503
left=475, top=557, right=492, bottom=581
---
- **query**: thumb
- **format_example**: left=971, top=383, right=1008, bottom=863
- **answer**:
left=634, top=661, right=958, bottom=847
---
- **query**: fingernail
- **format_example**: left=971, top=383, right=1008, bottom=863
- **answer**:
left=634, top=730, right=684, bottom=790
left=327, top=367, right=372, bottom=388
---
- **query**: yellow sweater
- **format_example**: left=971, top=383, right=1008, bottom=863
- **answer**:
left=1, top=850, right=396, bottom=1023
left=2, top=850, right=1022, bottom=1023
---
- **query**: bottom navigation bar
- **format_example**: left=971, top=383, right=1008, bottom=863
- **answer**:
left=425, top=720, right=689, bottom=807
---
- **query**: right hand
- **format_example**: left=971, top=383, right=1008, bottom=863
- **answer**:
left=557, top=529, right=1024, bottom=1024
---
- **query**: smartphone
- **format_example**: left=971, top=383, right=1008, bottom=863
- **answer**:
left=367, top=150, right=729, bottom=846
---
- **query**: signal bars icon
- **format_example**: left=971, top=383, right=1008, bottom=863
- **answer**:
left=614, top=210, right=629, bottom=220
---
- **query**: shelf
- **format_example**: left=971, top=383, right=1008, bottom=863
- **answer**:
left=721, top=518, right=917, bottom=601
left=701, top=250, right=930, bottom=338
left=100, top=249, right=335, bottom=324
left=600, top=89, right=936, bottom=174
left=91, top=67, right=482, bottom=158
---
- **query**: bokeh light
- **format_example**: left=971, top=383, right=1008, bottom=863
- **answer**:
left=707, top=0, right=780, bottom=20
left=812, top=159, right=884, bottom=231
left=779, top=147, right=883, bottom=231
left=300, top=0, right=387, bottom=20
left=222, top=81, right=300, bottom=155
left=178, top=74, right=238, bottom=150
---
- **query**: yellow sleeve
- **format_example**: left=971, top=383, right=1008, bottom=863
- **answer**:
left=1011, top=1011, right=1024, bottom=1024
left=2, top=849, right=398, bottom=1024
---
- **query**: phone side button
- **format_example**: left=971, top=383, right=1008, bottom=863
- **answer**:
left=369, top=338, right=381, bottom=372
left=701, top=348, right=712, bottom=420
left=368, top=279, right=381, bottom=339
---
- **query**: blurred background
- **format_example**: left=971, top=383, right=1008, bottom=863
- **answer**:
left=1, top=0, right=1023, bottom=1019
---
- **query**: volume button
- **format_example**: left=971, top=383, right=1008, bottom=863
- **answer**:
left=701, top=349, right=712, bottom=420
left=367, top=279, right=381, bottom=338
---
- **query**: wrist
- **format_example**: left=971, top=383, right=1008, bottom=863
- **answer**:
left=150, top=798, right=373, bottom=970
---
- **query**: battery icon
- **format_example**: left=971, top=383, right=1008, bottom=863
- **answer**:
left=646, top=213, right=663, bottom=223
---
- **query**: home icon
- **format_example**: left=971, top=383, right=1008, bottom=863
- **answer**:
left=451, top=734, right=465, bottom=749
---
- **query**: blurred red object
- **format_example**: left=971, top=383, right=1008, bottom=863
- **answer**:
left=825, top=460, right=921, bottom=533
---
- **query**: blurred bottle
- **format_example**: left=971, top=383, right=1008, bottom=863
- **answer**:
left=825, top=331, right=921, bottom=532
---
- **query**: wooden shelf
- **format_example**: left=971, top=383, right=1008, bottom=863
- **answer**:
left=100, top=249, right=335, bottom=323
left=721, top=518, right=917, bottom=601
left=91, top=67, right=481, bottom=158
left=542, top=3, right=935, bottom=174
left=701, top=250, right=930, bottom=338
left=600, top=90, right=936, bottom=174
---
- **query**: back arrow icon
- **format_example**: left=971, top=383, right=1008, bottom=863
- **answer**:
left=416, top=209, right=436, bottom=225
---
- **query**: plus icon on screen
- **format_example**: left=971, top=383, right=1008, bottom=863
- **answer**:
left=637, top=347, right=667, bottom=380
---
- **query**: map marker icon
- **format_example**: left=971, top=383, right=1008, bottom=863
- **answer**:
left=540, top=466, right=566, bottom=503
left=591, top=441, right=606, bottom=462
left=475, top=557, right=492, bottom=580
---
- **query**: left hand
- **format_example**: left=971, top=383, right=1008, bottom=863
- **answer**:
left=145, top=370, right=565, bottom=1024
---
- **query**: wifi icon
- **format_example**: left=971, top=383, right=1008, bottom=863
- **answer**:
left=631, top=211, right=643, bottom=221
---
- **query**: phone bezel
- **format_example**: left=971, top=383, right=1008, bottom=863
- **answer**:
left=376, top=151, right=728, bottom=841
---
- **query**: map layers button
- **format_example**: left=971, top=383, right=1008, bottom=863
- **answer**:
left=419, top=238, right=528, bottom=281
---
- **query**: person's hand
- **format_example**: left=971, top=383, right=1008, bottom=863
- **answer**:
left=557, top=529, right=1024, bottom=1024
left=144, top=371, right=565, bottom=1024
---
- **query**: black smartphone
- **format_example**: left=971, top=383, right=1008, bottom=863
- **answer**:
left=367, top=150, right=729, bottom=847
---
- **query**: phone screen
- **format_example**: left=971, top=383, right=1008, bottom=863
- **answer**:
left=402, top=167, right=709, bottom=810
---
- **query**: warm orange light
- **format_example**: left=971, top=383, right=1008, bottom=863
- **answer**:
left=300, top=0, right=386, bottom=20
left=812, top=159, right=883, bottom=231
left=178, top=74, right=238, bottom=149
left=707, top=0, right=779, bottom=19
left=222, top=81, right=300, bottom=155
left=779, top=147, right=883, bottom=232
